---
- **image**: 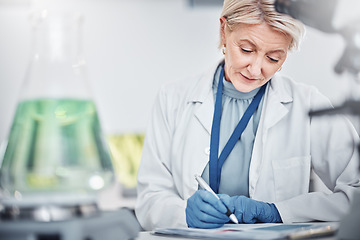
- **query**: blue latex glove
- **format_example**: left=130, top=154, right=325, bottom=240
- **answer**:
left=219, top=195, right=282, bottom=224
left=186, top=190, right=231, bottom=228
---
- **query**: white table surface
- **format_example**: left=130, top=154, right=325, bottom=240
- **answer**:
left=135, top=222, right=340, bottom=240
left=135, top=231, right=338, bottom=240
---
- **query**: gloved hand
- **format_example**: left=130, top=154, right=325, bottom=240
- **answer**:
left=219, top=195, right=282, bottom=224
left=186, top=190, right=230, bottom=228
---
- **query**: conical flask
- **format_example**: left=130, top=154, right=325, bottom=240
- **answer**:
left=0, top=10, right=114, bottom=216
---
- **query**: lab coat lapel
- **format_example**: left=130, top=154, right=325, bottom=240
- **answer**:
left=263, top=80, right=292, bottom=130
left=249, top=77, right=293, bottom=198
left=187, top=65, right=216, bottom=195
left=191, top=63, right=219, bottom=135
left=194, top=94, right=214, bottom=135
left=192, top=67, right=292, bottom=136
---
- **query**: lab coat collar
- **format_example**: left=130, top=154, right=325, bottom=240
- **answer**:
left=249, top=75, right=293, bottom=198
left=191, top=60, right=293, bottom=135
left=188, top=60, right=223, bottom=103
left=268, top=73, right=293, bottom=104
left=190, top=60, right=222, bottom=134
left=263, top=74, right=293, bottom=130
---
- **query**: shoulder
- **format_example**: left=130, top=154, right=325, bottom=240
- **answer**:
left=270, top=74, right=333, bottom=110
left=271, top=74, right=318, bottom=96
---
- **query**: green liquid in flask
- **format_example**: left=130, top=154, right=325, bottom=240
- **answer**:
left=0, top=98, right=113, bottom=198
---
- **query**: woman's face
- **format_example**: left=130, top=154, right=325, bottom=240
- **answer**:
left=220, top=19, right=291, bottom=92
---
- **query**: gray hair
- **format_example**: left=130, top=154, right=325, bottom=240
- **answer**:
left=220, top=0, right=305, bottom=51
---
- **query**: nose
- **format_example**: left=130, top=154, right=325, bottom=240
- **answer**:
left=247, top=57, right=262, bottom=78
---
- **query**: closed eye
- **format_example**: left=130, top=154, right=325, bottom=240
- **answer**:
left=267, top=56, right=279, bottom=63
left=241, top=48, right=253, bottom=53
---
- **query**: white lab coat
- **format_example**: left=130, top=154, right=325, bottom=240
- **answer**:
left=135, top=61, right=360, bottom=231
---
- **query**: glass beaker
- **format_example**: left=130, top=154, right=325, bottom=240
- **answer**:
left=0, top=10, right=114, bottom=219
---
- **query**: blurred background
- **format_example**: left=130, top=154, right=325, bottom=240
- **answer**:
left=0, top=0, right=359, bottom=209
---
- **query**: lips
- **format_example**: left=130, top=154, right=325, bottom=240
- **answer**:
left=240, top=73, right=260, bottom=81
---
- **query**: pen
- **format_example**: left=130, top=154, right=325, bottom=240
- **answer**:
left=194, top=174, right=238, bottom=224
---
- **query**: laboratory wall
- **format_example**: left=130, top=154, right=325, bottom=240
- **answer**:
left=0, top=0, right=359, bottom=145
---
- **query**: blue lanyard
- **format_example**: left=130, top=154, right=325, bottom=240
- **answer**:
left=209, top=65, right=267, bottom=193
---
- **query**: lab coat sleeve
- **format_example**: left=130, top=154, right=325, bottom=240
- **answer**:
left=275, top=88, right=360, bottom=223
left=135, top=85, right=187, bottom=231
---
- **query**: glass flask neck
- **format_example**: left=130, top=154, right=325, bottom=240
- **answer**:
left=22, top=10, right=90, bottom=100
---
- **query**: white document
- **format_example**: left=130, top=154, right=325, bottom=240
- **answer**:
left=152, top=222, right=338, bottom=240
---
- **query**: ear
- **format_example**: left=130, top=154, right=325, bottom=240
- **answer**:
left=220, top=16, right=227, bottom=46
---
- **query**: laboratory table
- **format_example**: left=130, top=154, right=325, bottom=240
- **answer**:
left=0, top=207, right=348, bottom=240
left=136, top=231, right=338, bottom=240
left=135, top=222, right=342, bottom=240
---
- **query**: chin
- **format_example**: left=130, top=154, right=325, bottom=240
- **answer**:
left=234, top=82, right=260, bottom=93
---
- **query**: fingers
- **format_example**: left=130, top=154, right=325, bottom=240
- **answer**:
left=218, top=194, right=235, bottom=213
left=186, top=190, right=229, bottom=228
left=198, top=190, right=228, bottom=215
left=231, top=195, right=257, bottom=223
left=242, top=199, right=258, bottom=223
left=195, top=190, right=229, bottom=221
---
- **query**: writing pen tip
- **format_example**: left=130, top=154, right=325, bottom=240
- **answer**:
left=230, top=214, right=239, bottom=224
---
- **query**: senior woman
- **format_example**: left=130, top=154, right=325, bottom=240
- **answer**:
left=135, top=0, right=360, bottom=230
